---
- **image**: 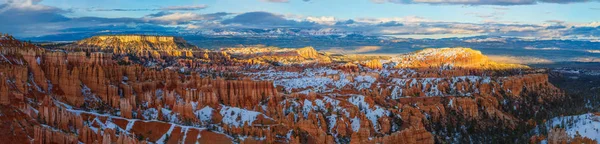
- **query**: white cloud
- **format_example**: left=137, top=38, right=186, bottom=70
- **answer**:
left=376, top=0, right=599, bottom=5
left=143, top=12, right=207, bottom=25
left=0, top=0, right=62, bottom=13
left=186, top=24, right=200, bottom=29
left=574, top=22, right=600, bottom=27
left=355, top=16, right=434, bottom=24
left=306, top=16, right=337, bottom=25
left=161, top=5, right=208, bottom=11
left=498, top=26, right=540, bottom=33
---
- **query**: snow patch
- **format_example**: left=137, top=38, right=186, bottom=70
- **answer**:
left=220, top=105, right=263, bottom=127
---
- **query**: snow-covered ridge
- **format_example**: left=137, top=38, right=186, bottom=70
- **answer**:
left=547, top=113, right=600, bottom=141
left=220, top=105, right=273, bottom=127
left=388, top=76, right=492, bottom=97
left=410, top=48, right=479, bottom=60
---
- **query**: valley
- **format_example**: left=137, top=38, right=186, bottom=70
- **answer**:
left=0, top=34, right=597, bottom=144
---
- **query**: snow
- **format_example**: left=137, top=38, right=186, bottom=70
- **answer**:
left=302, top=96, right=349, bottom=117
left=354, top=75, right=376, bottom=90
left=63, top=107, right=219, bottom=143
left=327, top=115, right=337, bottom=132
left=181, top=127, right=189, bottom=143
left=29, top=74, right=43, bottom=92
left=35, top=57, right=41, bottom=65
left=302, top=99, right=314, bottom=118
left=156, top=89, right=164, bottom=99
left=161, top=108, right=180, bottom=123
left=104, top=120, right=118, bottom=129
left=553, top=69, right=580, bottom=74
left=156, top=124, right=176, bottom=144
left=248, top=68, right=351, bottom=93
left=389, top=76, right=492, bottom=97
left=275, top=77, right=334, bottom=93
left=220, top=105, right=265, bottom=127
left=286, top=130, right=293, bottom=140
left=348, top=95, right=390, bottom=131
left=142, top=108, right=159, bottom=120
left=548, top=113, right=600, bottom=141
left=389, top=86, right=403, bottom=99
left=126, top=120, right=136, bottom=131
left=195, top=106, right=213, bottom=123
left=0, top=54, right=12, bottom=64
left=351, top=117, right=361, bottom=132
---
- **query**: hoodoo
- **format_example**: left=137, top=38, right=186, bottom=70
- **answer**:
left=0, top=34, right=591, bottom=143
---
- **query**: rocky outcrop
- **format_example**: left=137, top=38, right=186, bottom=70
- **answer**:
left=547, top=128, right=569, bottom=144
left=295, top=47, right=319, bottom=59
left=74, top=35, right=196, bottom=51
left=66, top=35, right=197, bottom=58
left=395, top=48, right=529, bottom=70
left=0, top=34, right=572, bottom=144
left=361, top=59, right=383, bottom=69
left=364, top=126, right=434, bottom=144
left=33, top=126, right=79, bottom=144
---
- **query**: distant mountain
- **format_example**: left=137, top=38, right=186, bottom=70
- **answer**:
left=73, top=35, right=197, bottom=51
left=179, top=28, right=363, bottom=37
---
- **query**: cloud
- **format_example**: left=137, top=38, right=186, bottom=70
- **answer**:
left=465, top=11, right=505, bottom=20
left=0, top=0, right=71, bottom=35
left=142, top=12, right=230, bottom=25
left=261, top=0, right=289, bottom=2
left=260, top=0, right=311, bottom=3
left=162, top=5, right=208, bottom=11
left=2, top=0, right=600, bottom=42
left=0, top=0, right=64, bottom=13
left=374, top=0, right=600, bottom=5
left=572, top=57, right=600, bottom=62
left=355, top=16, right=433, bottom=24
left=221, top=11, right=317, bottom=28
left=93, top=4, right=208, bottom=11
left=377, top=21, right=404, bottom=27
left=464, top=37, right=507, bottom=43
left=306, top=16, right=337, bottom=25
left=545, top=20, right=565, bottom=24
left=143, top=12, right=206, bottom=25
left=524, top=46, right=562, bottom=50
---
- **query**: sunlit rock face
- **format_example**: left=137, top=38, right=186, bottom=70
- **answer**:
left=75, top=35, right=196, bottom=50
left=395, top=47, right=529, bottom=70
left=221, top=46, right=332, bottom=65
left=69, top=35, right=198, bottom=58
left=0, top=34, right=582, bottom=143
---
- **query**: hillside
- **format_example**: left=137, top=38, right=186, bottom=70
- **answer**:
left=0, top=34, right=591, bottom=144
left=395, top=47, right=529, bottom=70
left=75, top=35, right=197, bottom=50
left=64, top=35, right=198, bottom=58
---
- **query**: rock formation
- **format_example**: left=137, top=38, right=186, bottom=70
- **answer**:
left=0, top=34, right=580, bottom=143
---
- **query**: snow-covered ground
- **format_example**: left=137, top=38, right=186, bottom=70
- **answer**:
left=389, top=76, right=492, bottom=97
left=348, top=95, right=390, bottom=132
left=548, top=113, right=600, bottom=141
left=248, top=68, right=378, bottom=93
left=219, top=105, right=273, bottom=127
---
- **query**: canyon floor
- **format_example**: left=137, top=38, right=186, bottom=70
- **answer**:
left=0, top=34, right=598, bottom=144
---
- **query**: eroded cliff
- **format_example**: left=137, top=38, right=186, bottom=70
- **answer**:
left=0, top=34, right=578, bottom=144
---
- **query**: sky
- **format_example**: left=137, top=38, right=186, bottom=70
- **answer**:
left=41, top=0, right=600, bottom=24
left=1, top=0, right=600, bottom=40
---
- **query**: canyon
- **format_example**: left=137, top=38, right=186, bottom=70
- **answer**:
left=0, top=34, right=595, bottom=144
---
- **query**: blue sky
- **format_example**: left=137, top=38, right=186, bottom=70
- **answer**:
left=2, top=0, right=600, bottom=40
left=38, top=0, right=600, bottom=24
